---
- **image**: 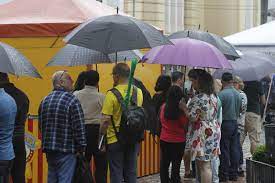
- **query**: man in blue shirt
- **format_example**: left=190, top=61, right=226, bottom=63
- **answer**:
left=39, top=71, right=86, bottom=183
left=218, top=73, right=242, bottom=182
left=0, top=88, right=17, bottom=183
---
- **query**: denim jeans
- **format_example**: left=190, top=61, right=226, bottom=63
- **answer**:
left=107, top=142, right=139, bottom=183
left=46, top=152, right=76, bottom=183
left=211, top=156, right=220, bottom=183
left=219, top=120, right=240, bottom=179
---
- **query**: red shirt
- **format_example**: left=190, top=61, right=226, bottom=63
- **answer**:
left=160, top=105, right=189, bottom=143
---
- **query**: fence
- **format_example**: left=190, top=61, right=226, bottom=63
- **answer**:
left=246, top=158, right=275, bottom=183
left=25, top=116, right=160, bottom=183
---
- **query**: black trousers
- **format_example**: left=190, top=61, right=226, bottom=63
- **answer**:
left=85, top=124, right=107, bottom=183
left=0, top=160, right=13, bottom=183
left=160, top=140, right=186, bottom=183
left=11, top=135, right=26, bottom=183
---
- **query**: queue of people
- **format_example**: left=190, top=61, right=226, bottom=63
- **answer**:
left=0, top=64, right=267, bottom=183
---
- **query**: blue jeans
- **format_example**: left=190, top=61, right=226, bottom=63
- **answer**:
left=46, top=152, right=76, bottom=183
left=211, top=156, right=220, bottom=183
left=107, top=142, right=139, bottom=183
left=219, top=120, right=240, bottom=179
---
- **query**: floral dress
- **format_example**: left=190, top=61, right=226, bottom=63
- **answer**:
left=188, top=93, right=222, bottom=161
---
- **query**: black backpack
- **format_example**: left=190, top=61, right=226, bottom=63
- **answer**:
left=110, top=87, right=146, bottom=146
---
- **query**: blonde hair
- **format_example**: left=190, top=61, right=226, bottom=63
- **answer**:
left=233, top=76, right=244, bottom=90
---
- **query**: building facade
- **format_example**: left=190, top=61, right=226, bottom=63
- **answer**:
left=101, top=0, right=262, bottom=36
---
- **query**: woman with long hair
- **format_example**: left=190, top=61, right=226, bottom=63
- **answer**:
left=74, top=71, right=87, bottom=92
left=184, top=72, right=222, bottom=183
left=159, top=86, right=189, bottom=183
left=151, top=75, right=172, bottom=136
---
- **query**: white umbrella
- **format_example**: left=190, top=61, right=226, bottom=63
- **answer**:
left=224, top=21, right=275, bottom=46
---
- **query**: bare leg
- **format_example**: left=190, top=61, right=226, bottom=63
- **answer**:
left=183, top=150, right=191, bottom=176
left=196, top=159, right=212, bottom=183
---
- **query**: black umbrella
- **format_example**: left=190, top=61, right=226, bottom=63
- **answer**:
left=47, top=44, right=144, bottom=67
left=0, top=42, right=42, bottom=78
left=168, top=30, right=240, bottom=60
left=64, top=14, right=172, bottom=54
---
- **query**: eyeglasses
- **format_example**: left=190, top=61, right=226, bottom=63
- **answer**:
left=59, top=70, right=67, bottom=81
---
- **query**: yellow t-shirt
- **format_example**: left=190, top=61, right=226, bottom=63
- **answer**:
left=102, top=85, right=143, bottom=144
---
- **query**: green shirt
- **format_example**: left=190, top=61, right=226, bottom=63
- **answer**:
left=218, top=86, right=242, bottom=121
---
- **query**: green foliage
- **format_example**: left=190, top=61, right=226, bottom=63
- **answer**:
left=252, top=145, right=275, bottom=166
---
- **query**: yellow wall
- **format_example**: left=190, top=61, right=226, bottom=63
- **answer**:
left=0, top=37, right=161, bottom=114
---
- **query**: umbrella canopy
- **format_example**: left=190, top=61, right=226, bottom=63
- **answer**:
left=65, top=14, right=172, bottom=54
left=0, top=42, right=41, bottom=78
left=47, top=44, right=143, bottom=66
left=0, top=0, right=129, bottom=37
left=213, top=51, right=275, bottom=81
left=168, top=30, right=240, bottom=60
left=143, top=38, right=232, bottom=69
left=225, top=21, right=275, bottom=46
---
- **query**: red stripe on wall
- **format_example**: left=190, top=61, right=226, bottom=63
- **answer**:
left=38, top=128, right=43, bottom=183
left=27, top=119, right=33, bottom=183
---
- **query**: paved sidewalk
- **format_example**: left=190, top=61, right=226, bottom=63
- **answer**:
left=138, top=133, right=265, bottom=183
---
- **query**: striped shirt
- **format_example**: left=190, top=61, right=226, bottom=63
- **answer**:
left=38, top=89, right=86, bottom=153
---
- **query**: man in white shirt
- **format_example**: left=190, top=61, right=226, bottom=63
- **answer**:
left=74, top=70, right=107, bottom=183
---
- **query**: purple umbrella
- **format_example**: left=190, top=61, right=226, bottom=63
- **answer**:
left=143, top=38, right=232, bottom=69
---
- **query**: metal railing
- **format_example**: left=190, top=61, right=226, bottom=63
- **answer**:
left=246, top=158, right=275, bottom=183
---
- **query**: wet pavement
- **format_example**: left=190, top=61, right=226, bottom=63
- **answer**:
left=137, top=132, right=265, bottom=183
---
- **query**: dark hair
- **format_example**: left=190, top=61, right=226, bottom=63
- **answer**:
left=197, top=72, right=215, bottom=95
left=85, top=70, right=99, bottom=86
left=154, top=75, right=171, bottom=92
left=188, top=69, right=207, bottom=80
left=171, top=71, right=184, bottom=83
left=74, top=71, right=87, bottom=91
left=0, top=72, right=9, bottom=82
left=112, top=63, right=130, bottom=78
left=222, top=72, right=233, bottom=82
left=164, top=86, right=184, bottom=120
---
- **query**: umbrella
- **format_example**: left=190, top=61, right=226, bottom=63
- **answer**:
left=64, top=14, right=172, bottom=54
left=142, top=38, right=232, bottom=69
left=168, top=30, right=240, bottom=60
left=47, top=44, right=143, bottom=67
left=0, top=42, right=41, bottom=78
left=213, top=51, right=275, bottom=81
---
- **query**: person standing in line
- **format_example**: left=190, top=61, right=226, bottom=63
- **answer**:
left=171, top=71, right=184, bottom=88
left=38, top=71, right=86, bottom=183
left=0, top=88, right=17, bottom=183
left=183, top=69, right=208, bottom=180
left=184, top=72, right=221, bottom=183
left=218, top=73, right=242, bottom=182
left=100, top=63, right=143, bottom=183
left=159, top=86, right=189, bottom=183
left=74, top=70, right=107, bottom=183
left=243, top=80, right=266, bottom=154
left=74, top=71, right=87, bottom=92
left=233, top=76, right=247, bottom=177
left=151, top=75, right=171, bottom=136
left=0, top=72, right=29, bottom=183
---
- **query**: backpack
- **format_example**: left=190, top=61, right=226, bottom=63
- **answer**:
left=110, top=87, right=146, bottom=146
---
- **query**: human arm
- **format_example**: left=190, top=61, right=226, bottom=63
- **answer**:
left=17, top=96, right=29, bottom=128
left=70, top=99, right=86, bottom=153
left=100, top=91, right=114, bottom=134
